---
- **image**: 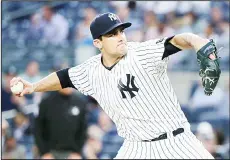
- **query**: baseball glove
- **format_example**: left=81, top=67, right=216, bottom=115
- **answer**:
left=196, top=39, right=221, bottom=96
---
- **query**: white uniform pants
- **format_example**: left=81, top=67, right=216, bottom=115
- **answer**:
left=114, top=129, right=214, bottom=159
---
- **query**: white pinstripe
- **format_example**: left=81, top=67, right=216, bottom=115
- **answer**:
left=114, top=128, right=214, bottom=159
left=68, top=37, right=214, bottom=158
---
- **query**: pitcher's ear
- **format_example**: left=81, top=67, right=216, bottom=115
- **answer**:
left=93, top=39, right=102, bottom=50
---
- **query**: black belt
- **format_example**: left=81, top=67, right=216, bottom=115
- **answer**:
left=142, top=128, right=184, bottom=142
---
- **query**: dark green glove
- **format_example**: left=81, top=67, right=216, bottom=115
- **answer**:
left=196, top=39, right=221, bottom=96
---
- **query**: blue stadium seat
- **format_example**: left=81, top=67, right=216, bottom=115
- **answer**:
left=98, top=125, right=124, bottom=159
left=181, top=106, right=193, bottom=122
left=29, top=50, right=47, bottom=62
left=87, top=108, right=100, bottom=125
left=191, top=106, right=217, bottom=122
left=189, top=80, right=199, bottom=99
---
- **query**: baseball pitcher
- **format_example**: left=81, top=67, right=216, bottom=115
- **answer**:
left=10, top=12, right=221, bottom=159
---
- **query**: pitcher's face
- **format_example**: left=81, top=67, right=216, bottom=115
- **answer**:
left=94, top=27, right=128, bottom=58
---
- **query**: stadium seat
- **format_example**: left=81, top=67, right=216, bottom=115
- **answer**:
left=181, top=106, right=193, bottom=122
left=191, top=106, right=218, bottom=123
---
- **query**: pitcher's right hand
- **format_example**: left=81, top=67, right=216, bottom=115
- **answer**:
left=10, top=77, right=35, bottom=97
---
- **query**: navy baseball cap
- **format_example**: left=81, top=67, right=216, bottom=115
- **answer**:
left=90, top=12, right=132, bottom=39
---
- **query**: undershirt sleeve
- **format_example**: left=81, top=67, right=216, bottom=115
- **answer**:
left=162, top=36, right=182, bottom=60
left=56, top=68, right=76, bottom=89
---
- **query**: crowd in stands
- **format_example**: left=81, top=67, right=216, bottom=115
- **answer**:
left=2, top=1, right=229, bottom=72
left=2, top=1, right=229, bottom=159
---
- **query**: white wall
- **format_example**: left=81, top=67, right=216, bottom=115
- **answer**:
left=167, top=71, right=229, bottom=105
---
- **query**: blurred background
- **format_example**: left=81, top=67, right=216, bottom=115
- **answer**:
left=1, top=1, right=229, bottom=159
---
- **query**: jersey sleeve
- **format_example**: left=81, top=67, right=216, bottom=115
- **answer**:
left=68, top=63, right=94, bottom=96
left=56, top=61, right=95, bottom=96
left=133, top=36, right=181, bottom=75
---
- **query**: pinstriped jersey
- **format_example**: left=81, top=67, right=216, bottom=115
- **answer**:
left=68, top=37, right=188, bottom=141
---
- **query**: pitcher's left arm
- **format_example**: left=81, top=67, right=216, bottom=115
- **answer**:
left=169, top=33, right=221, bottom=95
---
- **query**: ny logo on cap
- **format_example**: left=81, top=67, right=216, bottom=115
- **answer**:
left=108, top=13, right=118, bottom=21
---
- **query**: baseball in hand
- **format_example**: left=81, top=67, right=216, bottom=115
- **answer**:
left=11, top=81, right=24, bottom=94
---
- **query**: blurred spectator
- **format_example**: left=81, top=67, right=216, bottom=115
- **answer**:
left=115, top=4, right=141, bottom=41
left=215, top=20, right=229, bottom=69
left=153, top=1, right=178, bottom=15
left=137, top=1, right=178, bottom=16
left=2, top=1, right=228, bottom=72
left=20, top=60, right=43, bottom=104
left=12, top=112, right=34, bottom=159
left=20, top=60, right=42, bottom=83
left=2, top=134, right=26, bottom=159
left=2, top=66, right=26, bottom=113
left=200, top=23, right=219, bottom=40
left=2, top=119, right=10, bottom=149
left=211, top=1, right=230, bottom=21
left=2, top=66, right=28, bottom=155
left=97, top=111, right=124, bottom=159
left=172, top=11, right=195, bottom=33
left=41, top=5, right=69, bottom=45
left=142, top=10, right=157, bottom=40
left=188, top=12, right=209, bottom=34
left=175, top=1, right=193, bottom=16
left=27, top=12, right=44, bottom=41
left=210, top=7, right=223, bottom=26
left=74, top=7, right=97, bottom=65
left=196, top=122, right=225, bottom=159
left=127, top=1, right=137, bottom=11
left=116, top=5, right=130, bottom=22
left=191, top=1, right=211, bottom=16
left=144, top=14, right=175, bottom=40
left=137, top=1, right=155, bottom=12
left=75, top=7, right=96, bottom=44
left=83, top=125, right=104, bottom=159
left=209, top=7, right=228, bottom=40
left=13, top=112, right=33, bottom=143
left=34, top=88, right=87, bottom=159
left=109, top=1, right=128, bottom=10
